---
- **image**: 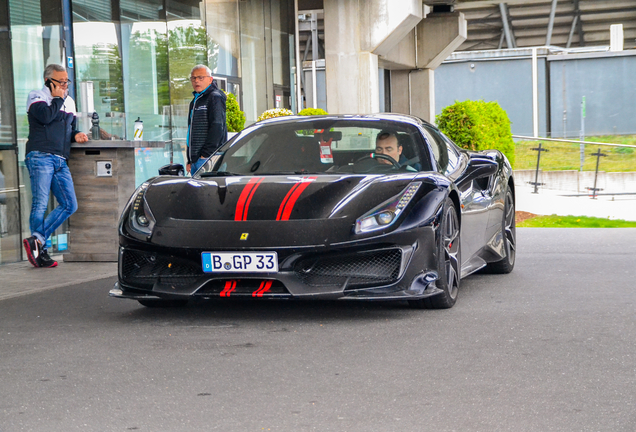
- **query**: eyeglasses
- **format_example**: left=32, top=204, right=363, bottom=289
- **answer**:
left=50, top=78, right=71, bottom=86
left=190, top=76, right=211, bottom=82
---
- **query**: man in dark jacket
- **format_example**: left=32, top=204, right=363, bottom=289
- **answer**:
left=186, top=64, right=227, bottom=175
left=23, top=64, right=88, bottom=268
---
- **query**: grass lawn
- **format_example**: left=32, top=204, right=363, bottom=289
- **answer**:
left=517, top=213, right=636, bottom=228
left=514, top=135, right=636, bottom=172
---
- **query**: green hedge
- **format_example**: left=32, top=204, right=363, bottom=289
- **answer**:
left=257, top=108, right=294, bottom=122
left=299, top=108, right=328, bottom=116
left=225, top=91, right=246, bottom=132
left=436, top=100, right=515, bottom=166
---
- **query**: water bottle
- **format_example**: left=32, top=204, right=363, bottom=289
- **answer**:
left=133, top=117, right=143, bottom=141
left=91, top=112, right=100, bottom=140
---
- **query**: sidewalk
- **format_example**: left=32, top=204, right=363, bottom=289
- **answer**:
left=0, top=260, right=116, bottom=301
left=1, top=184, right=634, bottom=301
left=515, top=184, right=636, bottom=221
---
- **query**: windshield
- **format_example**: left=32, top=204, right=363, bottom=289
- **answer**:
left=194, top=119, right=432, bottom=177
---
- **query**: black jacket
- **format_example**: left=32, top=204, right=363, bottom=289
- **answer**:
left=26, top=96, right=80, bottom=160
left=187, top=81, right=227, bottom=164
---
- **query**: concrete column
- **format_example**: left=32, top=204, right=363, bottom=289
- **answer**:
left=390, top=70, right=410, bottom=115
left=409, top=69, right=435, bottom=122
left=380, top=28, right=416, bottom=70
left=403, top=11, right=465, bottom=122
left=360, top=0, right=423, bottom=56
left=324, top=0, right=372, bottom=113
left=358, top=52, right=380, bottom=113
left=323, top=3, right=464, bottom=118
left=416, top=12, right=467, bottom=70
left=390, top=69, right=434, bottom=122
left=324, top=0, right=422, bottom=114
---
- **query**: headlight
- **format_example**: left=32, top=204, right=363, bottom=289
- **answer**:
left=128, top=182, right=156, bottom=237
left=355, top=182, right=421, bottom=234
left=137, top=214, right=150, bottom=226
left=377, top=211, right=395, bottom=225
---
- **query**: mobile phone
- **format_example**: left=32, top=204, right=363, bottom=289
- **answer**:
left=45, top=79, right=54, bottom=91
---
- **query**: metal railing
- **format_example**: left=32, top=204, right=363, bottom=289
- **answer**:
left=512, top=135, right=636, bottom=198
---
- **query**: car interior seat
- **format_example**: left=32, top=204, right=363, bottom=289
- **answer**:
left=256, top=132, right=326, bottom=173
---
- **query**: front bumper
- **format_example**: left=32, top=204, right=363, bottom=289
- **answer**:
left=111, top=226, right=443, bottom=302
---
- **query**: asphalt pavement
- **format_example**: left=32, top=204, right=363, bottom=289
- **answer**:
left=1, top=228, right=635, bottom=432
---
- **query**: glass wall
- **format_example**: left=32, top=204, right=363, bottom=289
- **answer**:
left=165, top=0, right=208, bottom=149
left=270, top=0, right=291, bottom=89
left=120, top=0, right=170, bottom=141
left=239, top=0, right=268, bottom=125
left=0, top=0, right=296, bottom=264
left=205, top=0, right=240, bottom=78
left=9, top=0, right=64, bottom=150
left=72, top=0, right=125, bottom=138
left=1, top=0, right=22, bottom=264
left=205, top=0, right=241, bottom=115
left=120, top=0, right=173, bottom=184
left=0, top=148, right=20, bottom=263
left=0, top=0, right=15, bottom=146
left=8, top=0, right=70, bottom=259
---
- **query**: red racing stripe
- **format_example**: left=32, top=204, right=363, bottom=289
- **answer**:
left=227, top=280, right=237, bottom=296
left=252, top=280, right=273, bottom=297
left=235, top=178, right=262, bottom=221
left=279, top=177, right=316, bottom=221
left=252, top=281, right=266, bottom=297
left=242, top=177, right=263, bottom=221
left=276, top=182, right=300, bottom=220
left=220, top=280, right=233, bottom=297
left=220, top=280, right=237, bottom=297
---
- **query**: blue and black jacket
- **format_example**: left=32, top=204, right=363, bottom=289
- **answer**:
left=187, top=80, right=227, bottom=164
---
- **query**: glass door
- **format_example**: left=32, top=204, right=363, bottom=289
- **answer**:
left=1, top=0, right=21, bottom=263
left=0, top=148, right=21, bottom=264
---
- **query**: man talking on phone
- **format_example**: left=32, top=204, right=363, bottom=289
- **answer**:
left=22, top=64, right=88, bottom=268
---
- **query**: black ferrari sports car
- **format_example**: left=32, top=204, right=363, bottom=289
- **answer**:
left=110, top=114, right=515, bottom=309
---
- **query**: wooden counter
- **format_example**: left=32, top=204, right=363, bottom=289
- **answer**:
left=63, top=140, right=166, bottom=262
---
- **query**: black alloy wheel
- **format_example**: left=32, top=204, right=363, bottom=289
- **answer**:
left=484, top=187, right=516, bottom=274
left=409, top=197, right=461, bottom=309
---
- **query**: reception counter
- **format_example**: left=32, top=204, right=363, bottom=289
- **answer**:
left=63, top=140, right=167, bottom=262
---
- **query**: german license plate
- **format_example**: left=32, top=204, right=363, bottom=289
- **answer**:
left=202, top=252, right=278, bottom=273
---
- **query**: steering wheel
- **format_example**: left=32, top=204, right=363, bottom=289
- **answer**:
left=355, top=153, right=401, bottom=169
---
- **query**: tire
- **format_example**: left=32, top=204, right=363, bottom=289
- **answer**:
left=409, top=197, right=461, bottom=309
left=483, top=187, right=516, bottom=274
left=138, top=299, right=189, bottom=308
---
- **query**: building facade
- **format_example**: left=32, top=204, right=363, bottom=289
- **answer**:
left=0, top=0, right=296, bottom=264
left=435, top=47, right=636, bottom=138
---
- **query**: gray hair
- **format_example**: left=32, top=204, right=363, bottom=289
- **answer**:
left=190, top=64, right=212, bottom=76
left=43, top=64, right=66, bottom=80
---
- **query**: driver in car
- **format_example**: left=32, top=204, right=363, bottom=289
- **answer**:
left=375, top=131, right=418, bottom=171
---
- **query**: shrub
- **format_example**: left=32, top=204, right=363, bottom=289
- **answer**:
left=298, top=108, right=328, bottom=116
left=436, top=100, right=515, bottom=166
left=225, top=91, right=245, bottom=132
left=257, top=108, right=294, bottom=122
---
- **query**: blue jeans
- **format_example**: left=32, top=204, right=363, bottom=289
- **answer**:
left=25, top=151, right=78, bottom=245
left=190, top=157, right=207, bottom=175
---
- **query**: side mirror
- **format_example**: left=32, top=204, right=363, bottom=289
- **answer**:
left=158, top=164, right=185, bottom=176
left=468, top=159, right=498, bottom=179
